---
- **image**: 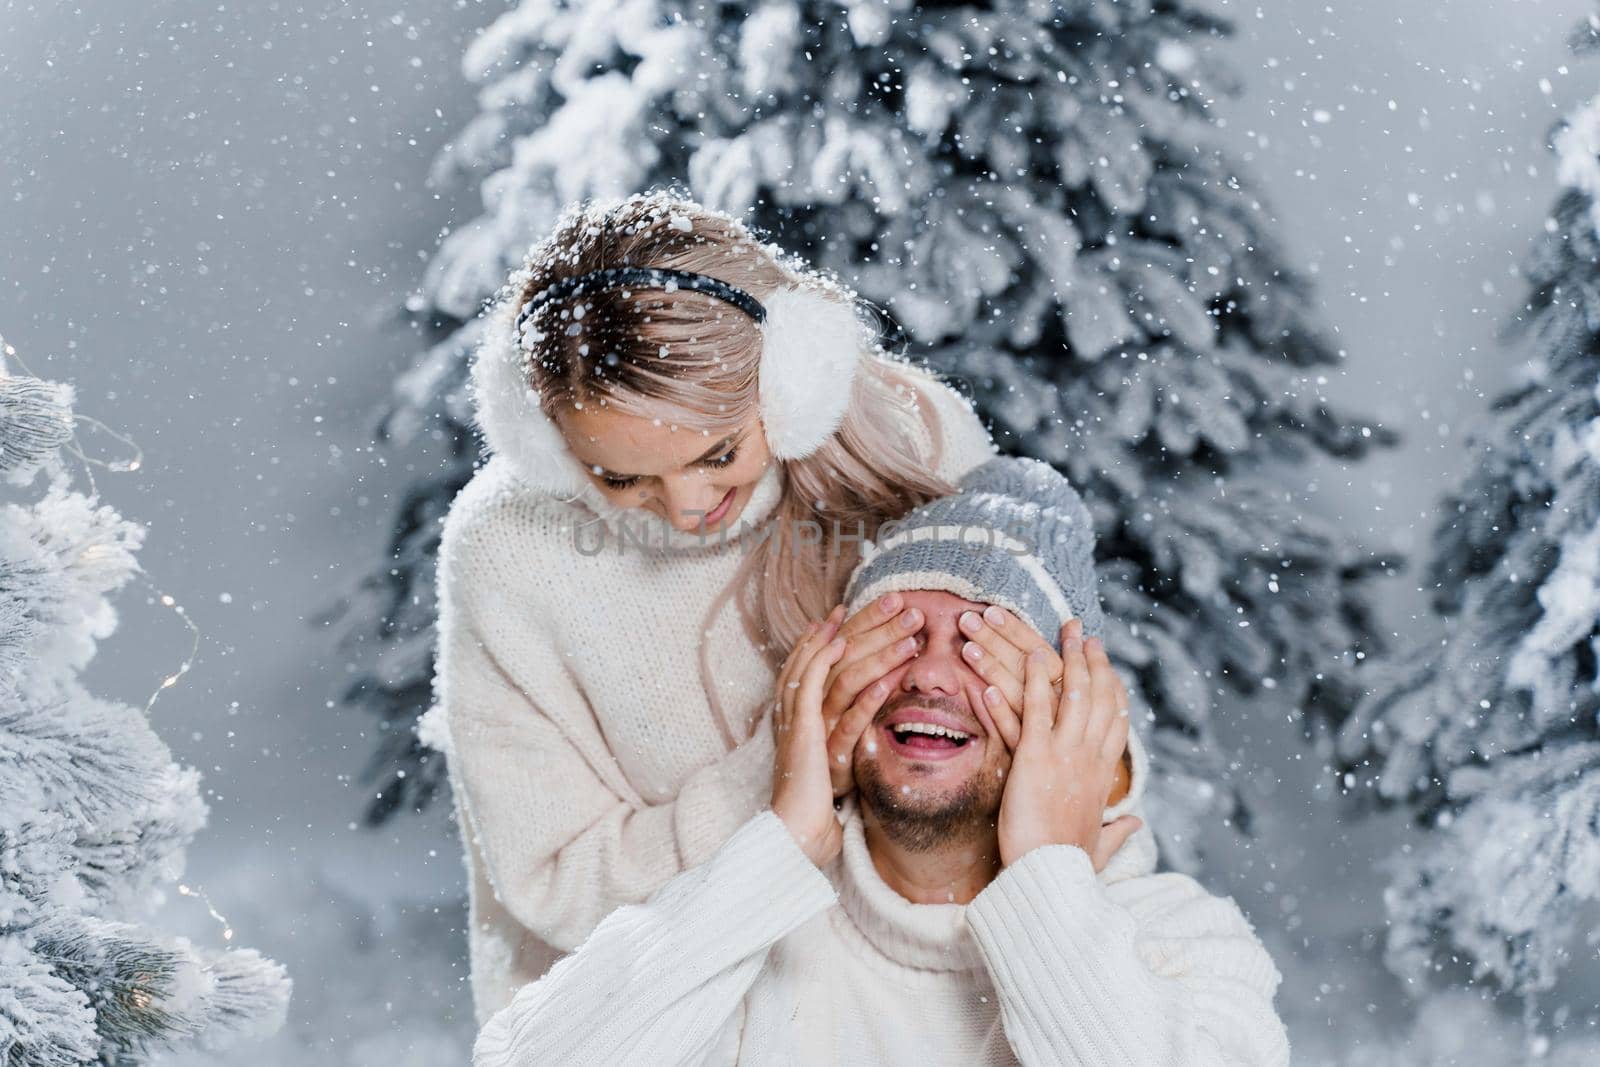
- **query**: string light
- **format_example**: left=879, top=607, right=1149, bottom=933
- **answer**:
left=66, top=410, right=144, bottom=473
left=176, top=883, right=234, bottom=942
left=139, top=577, right=201, bottom=715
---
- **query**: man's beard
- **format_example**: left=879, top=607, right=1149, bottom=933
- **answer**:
left=854, top=754, right=1004, bottom=854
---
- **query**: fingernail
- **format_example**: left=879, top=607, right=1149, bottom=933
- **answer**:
left=1086, top=636, right=1102, bottom=652
left=899, top=608, right=921, bottom=630
left=879, top=593, right=901, bottom=617
left=958, top=611, right=982, bottom=634
left=962, top=641, right=983, bottom=662
left=983, top=605, right=1007, bottom=627
left=828, top=636, right=846, bottom=651
left=896, top=636, right=917, bottom=654
left=984, top=685, right=1002, bottom=705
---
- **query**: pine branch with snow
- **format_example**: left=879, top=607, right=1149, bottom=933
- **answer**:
left=0, top=361, right=289, bottom=1064
left=1335, top=18, right=1600, bottom=999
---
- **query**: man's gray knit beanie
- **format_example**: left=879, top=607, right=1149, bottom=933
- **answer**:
left=843, top=456, right=1104, bottom=653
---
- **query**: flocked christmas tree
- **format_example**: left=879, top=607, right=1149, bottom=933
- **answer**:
left=1335, top=12, right=1600, bottom=1002
left=0, top=340, right=289, bottom=1064
left=329, top=0, right=1397, bottom=864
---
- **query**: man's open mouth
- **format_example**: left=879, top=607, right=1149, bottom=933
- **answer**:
left=886, top=721, right=973, bottom=752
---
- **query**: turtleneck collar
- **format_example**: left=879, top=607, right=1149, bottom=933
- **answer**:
left=551, top=459, right=786, bottom=553
left=828, top=799, right=987, bottom=972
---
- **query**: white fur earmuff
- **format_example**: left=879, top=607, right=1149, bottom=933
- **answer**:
left=467, top=291, right=592, bottom=498
left=467, top=277, right=867, bottom=495
left=755, top=283, right=865, bottom=461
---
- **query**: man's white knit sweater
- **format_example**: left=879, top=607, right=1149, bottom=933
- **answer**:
left=472, top=795, right=1291, bottom=1067
left=428, top=357, right=1001, bottom=1024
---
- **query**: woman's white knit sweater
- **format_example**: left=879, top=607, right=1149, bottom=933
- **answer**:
left=428, top=358, right=1001, bottom=1025
left=471, top=798, right=1291, bottom=1066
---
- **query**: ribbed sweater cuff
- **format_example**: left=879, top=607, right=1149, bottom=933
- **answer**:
left=966, top=844, right=1157, bottom=1063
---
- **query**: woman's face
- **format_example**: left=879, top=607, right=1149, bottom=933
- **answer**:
left=557, top=402, right=774, bottom=534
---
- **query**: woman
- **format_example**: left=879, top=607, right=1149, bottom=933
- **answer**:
left=429, top=189, right=1010, bottom=1024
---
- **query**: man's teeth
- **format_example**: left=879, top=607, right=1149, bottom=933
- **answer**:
left=891, top=722, right=970, bottom=741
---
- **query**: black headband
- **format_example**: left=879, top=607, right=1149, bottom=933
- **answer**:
left=513, top=267, right=768, bottom=340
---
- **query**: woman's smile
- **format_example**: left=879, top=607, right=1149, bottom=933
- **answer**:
left=700, top=485, right=737, bottom=526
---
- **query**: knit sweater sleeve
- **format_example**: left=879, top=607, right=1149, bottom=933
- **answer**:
left=472, top=810, right=837, bottom=1067
left=436, top=486, right=778, bottom=954
left=965, top=845, right=1291, bottom=1067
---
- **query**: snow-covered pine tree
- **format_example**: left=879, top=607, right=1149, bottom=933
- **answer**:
left=0, top=347, right=289, bottom=1064
left=1334, top=13, right=1600, bottom=1000
left=331, top=0, right=1396, bottom=863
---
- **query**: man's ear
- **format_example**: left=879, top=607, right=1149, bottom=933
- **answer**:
left=1106, top=745, right=1132, bottom=807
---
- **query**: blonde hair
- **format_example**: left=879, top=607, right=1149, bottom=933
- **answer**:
left=514, top=187, right=958, bottom=665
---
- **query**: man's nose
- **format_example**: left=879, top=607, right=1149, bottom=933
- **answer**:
left=900, top=626, right=965, bottom=695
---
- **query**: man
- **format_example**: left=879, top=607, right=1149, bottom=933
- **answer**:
left=472, top=457, right=1291, bottom=1066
